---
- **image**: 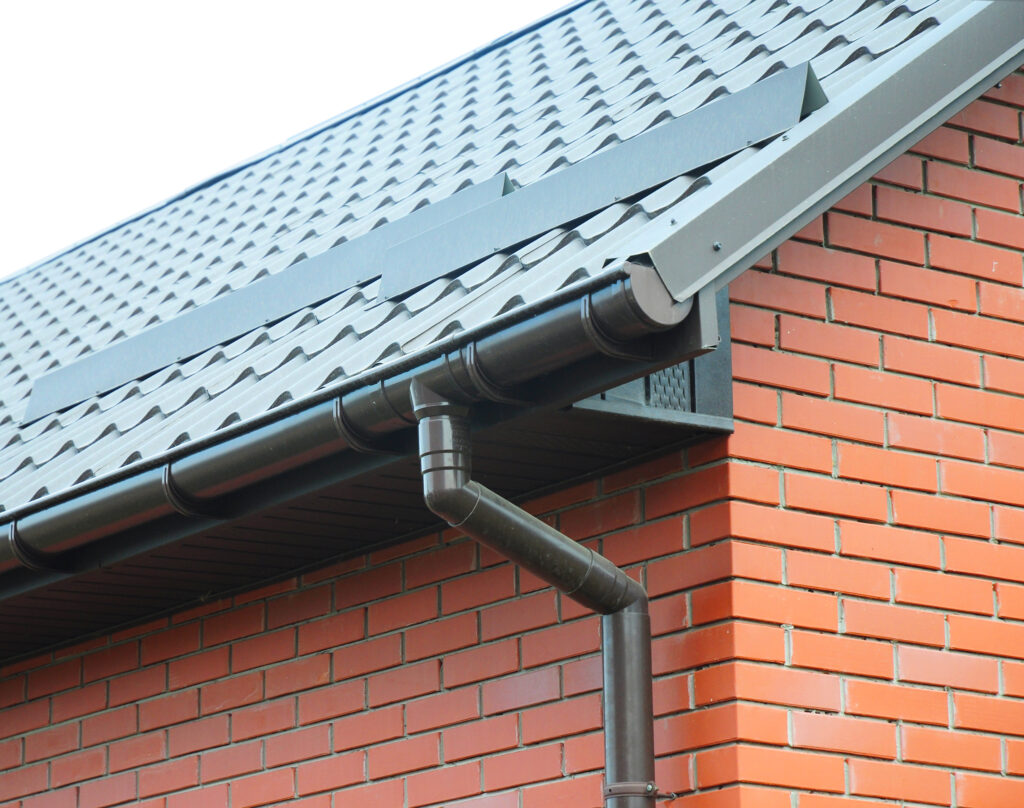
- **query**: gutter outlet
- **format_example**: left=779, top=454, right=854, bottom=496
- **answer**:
left=411, top=380, right=661, bottom=808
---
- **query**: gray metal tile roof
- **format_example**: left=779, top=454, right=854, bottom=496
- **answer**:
left=0, top=0, right=966, bottom=515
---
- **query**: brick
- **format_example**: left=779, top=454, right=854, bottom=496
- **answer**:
left=976, top=206, right=1024, bottom=252
left=407, top=761, right=481, bottom=807
left=656, top=702, right=787, bottom=754
left=564, top=731, right=604, bottom=773
left=139, top=689, right=198, bottom=731
left=980, top=284, right=1024, bottom=330
left=82, top=705, right=137, bottom=746
left=202, top=603, right=264, bottom=646
left=836, top=184, right=873, bottom=216
left=892, top=489, right=990, bottom=538
left=296, top=751, right=364, bottom=796
left=200, top=740, right=262, bottom=783
left=23, top=787, right=80, bottom=808
left=697, top=743, right=844, bottom=792
left=984, top=72, right=1024, bottom=106
left=785, top=473, right=888, bottom=522
left=850, top=758, right=950, bottom=805
left=368, top=587, right=438, bottom=635
left=931, top=233, right=1023, bottom=285
left=0, top=760, right=47, bottom=801
left=957, top=771, right=1024, bottom=808
left=733, top=381, right=779, bottom=424
left=692, top=579, right=837, bottom=631
left=999, top=582, right=1024, bottom=618
left=445, top=713, right=519, bottom=760
left=24, top=723, right=78, bottom=761
left=521, top=618, right=600, bottom=668
left=333, top=634, right=401, bottom=680
left=563, top=656, right=604, bottom=696
left=844, top=599, right=945, bottom=646
left=442, top=641, right=518, bottom=690
left=78, top=770, right=136, bottom=808
left=200, top=669, right=261, bottom=714
left=874, top=153, right=925, bottom=189
left=484, top=744, right=563, bottom=790
left=731, top=303, right=775, bottom=345
left=265, top=653, right=330, bottom=698
left=843, top=516, right=937, bottom=569
left=168, top=647, right=228, bottom=689
left=790, top=631, right=893, bottom=678
left=729, top=270, right=827, bottom=318
left=232, top=698, right=295, bottom=741
left=83, top=643, right=138, bottom=682
left=367, top=733, right=439, bottom=778
left=792, top=711, right=896, bottom=759
left=787, top=551, right=890, bottom=600
left=847, top=672, right=945, bottom=724
left=876, top=184, right=972, bottom=235
left=833, top=363, right=933, bottom=415
left=929, top=160, right=1020, bottom=211
left=404, top=542, right=476, bottom=590
left=408, top=687, right=480, bottom=732
left=140, top=623, right=200, bottom=665
left=974, top=135, right=1024, bottom=178
left=0, top=737, right=20, bottom=771
left=297, top=609, right=364, bottom=654
left=233, top=769, right=294, bottom=808
left=369, top=658, right=439, bottom=705
left=108, top=666, right=165, bottom=707
left=50, top=746, right=106, bottom=786
left=267, top=585, right=331, bottom=629
left=945, top=536, right=1024, bottom=582
left=903, top=725, right=1001, bottom=772
left=26, top=658, right=80, bottom=698
left=266, top=724, right=330, bottom=767
left=943, top=458, right=1024, bottom=508
left=910, top=126, right=969, bottom=163
left=334, top=705, right=403, bottom=751
left=560, top=490, right=642, bottom=540
left=717, top=421, right=832, bottom=474
left=778, top=315, right=878, bottom=365
left=899, top=645, right=999, bottom=693
left=297, top=679, right=363, bottom=725
left=955, top=692, right=1024, bottom=736
left=522, top=772, right=603, bottom=808
left=896, top=568, right=993, bottom=615
left=139, top=756, right=199, bottom=798
left=331, top=779, right=404, bottom=806
left=654, top=621, right=784, bottom=674
left=949, top=612, right=1024, bottom=659
left=442, top=565, right=515, bottom=614
left=732, top=343, right=830, bottom=395
left=830, top=286, right=930, bottom=338
left=781, top=392, right=884, bottom=445
left=690, top=501, right=835, bottom=553
left=522, top=693, right=602, bottom=743
left=775, top=240, right=876, bottom=290
left=829, top=213, right=925, bottom=264
left=950, top=98, right=1020, bottom=139
left=887, top=411, right=985, bottom=462
left=167, top=784, right=231, bottom=808
left=109, top=732, right=164, bottom=772
left=839, top=442, right=936, bottom=492
left=880, top=261, right=976, bottom=312
left=167, top=714, right=228, bottom=756
left=602, top=519, right=684, bottom=566
left=232, top=628, right=296, bottom=672
left=883, top=336, right=979, bottom=389
left=483, top=667, right=559, bottom=715
left=478, top=592, right=559, bottom=643
left=694, top=661, right=840, bottom=711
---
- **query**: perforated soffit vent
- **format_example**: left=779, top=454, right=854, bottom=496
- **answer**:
left=24, top=63, right=825, bottom=424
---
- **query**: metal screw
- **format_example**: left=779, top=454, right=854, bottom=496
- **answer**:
left=712, top=241, right=722, bottom=251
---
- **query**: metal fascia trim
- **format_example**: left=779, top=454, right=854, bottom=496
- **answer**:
left=645, top=1, right=1024, bottom=302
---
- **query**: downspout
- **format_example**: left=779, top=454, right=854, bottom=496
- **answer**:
left=411, top=379, right=663, bottom=808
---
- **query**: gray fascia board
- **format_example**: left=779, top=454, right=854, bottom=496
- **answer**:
left=643, top=1, right=1024, bottom=303
left=23, top=173, right=515, bottom=424
left=380, top=62, right=826, bottom=301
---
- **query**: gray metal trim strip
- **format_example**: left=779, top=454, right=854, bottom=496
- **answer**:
left=643, top=1, right=1024, bottom=303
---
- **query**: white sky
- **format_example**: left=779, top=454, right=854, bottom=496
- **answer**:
left=0, top=0, right=564, bottom=281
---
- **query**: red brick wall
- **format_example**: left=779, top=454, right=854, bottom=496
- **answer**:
left=2, top=71, right=1024, bottom=808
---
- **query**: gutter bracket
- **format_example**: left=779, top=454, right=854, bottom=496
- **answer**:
left=604, top=781, right=677, bottom=801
